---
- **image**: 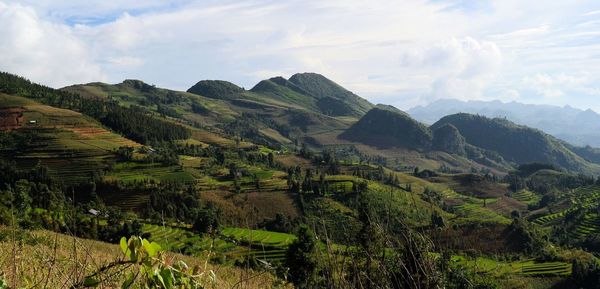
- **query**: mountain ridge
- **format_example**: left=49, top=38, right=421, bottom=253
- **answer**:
left=409, top=98, right=600, bottom=147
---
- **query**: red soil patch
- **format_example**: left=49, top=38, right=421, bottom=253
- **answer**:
left=0, top=107, right=25, bottom=130
left=64, top=126, right=110, bottom=137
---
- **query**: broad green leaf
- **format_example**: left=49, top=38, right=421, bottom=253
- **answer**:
left=120, top=237, right=128, bottom=255
left=142, top=239, right=162, bottom=257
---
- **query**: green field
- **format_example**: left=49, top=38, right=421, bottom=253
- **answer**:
left=142, top=224, right=295, bottom=263
left=105, top=161, right=195, bottom=183
left=454, top=256, right=571, bottom=277
left=512, top=190, right=541, bottom=205
left=442, top=189, right=511, bottom=225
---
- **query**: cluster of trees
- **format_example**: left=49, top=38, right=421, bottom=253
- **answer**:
left=0, top=159, right=141, bottom=244
left=0, top=130, right=38, bottom=152
left=286, top=167, right=340, bottom=196
left=144, top=184, right=201, bottom=222
left=157, top=104, right=183, bottom=118
left=101, top=105, right=190, bottom=144
left=350, top=165, right=401, bottom=187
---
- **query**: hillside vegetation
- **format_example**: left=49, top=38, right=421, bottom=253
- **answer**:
left=432, top=113, right=600, bottom=174
left=2, top=71, right=600, bottom=289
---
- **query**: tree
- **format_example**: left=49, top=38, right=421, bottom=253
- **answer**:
left=192, top=205, right=221, bottom=236
left=286, top=225, right=319, bottom=289
left=12, top=180, right=33, bottom=223
left=431, top=210, right=446, bottom=228
left=253, top=173, right=261, bottom=190
left=267, top=152, right=274, bottom=167
left=116, top=146, right=134, bottom=161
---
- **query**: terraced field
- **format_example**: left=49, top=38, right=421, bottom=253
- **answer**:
left=142, top=223, right=238, bottom=256
left=366, top=181, right=451, bottom=227
left=221, top=228, right=295, bottom=263
left=142, top=224, right=294, bottom=264
left=221, top=228, right=296, bottom=246
left=455, top=256, right=571, bottom=277
left=533, top=209, right=572, bottom=225
left=105, top=162, right=195, bottom=183
left=533, top=186, right=600, bottom=227
left=512, top=190, right=541, bottom=205
left=572, top=213, right=600, bottom=238
left=1, top=94, right=141, bottom=184
left=142, top=223, right=196, bottom=251
left=519, top=262, right=571, bottom=276
left=442, top=190, right=511, bottom=225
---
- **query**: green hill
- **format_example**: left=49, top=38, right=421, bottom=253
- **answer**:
left=339, top=105, right=432, bottom=150
left=432, top=123, right=467, bottom=156
left=432, top=113, right=600, bottom=174
left=186, top=80, right=245, bottom=100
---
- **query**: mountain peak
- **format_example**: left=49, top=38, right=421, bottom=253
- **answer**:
left=187, top=80, right=244, bottom=100
left=340, top=106, right=432, bottom=149
left=287, top=72, right=373, bottom=116
left=120, top=79, right=156, bottom=91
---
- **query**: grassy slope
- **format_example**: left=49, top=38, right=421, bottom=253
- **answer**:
left=0, top=228, right=284, bottom=288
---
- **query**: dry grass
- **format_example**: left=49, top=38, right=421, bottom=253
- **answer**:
left=0, top=228, right=288, bottom=288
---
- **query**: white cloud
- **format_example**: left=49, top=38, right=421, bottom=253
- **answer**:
left=106, top=56, right=144, bottom=67
left=400, top=37, right=502, bottom=102
left=523, top=72, right=600, bottom=100
left=0, top=0, right=600, bottom=110
left=0, top=2, right=104, bottom=86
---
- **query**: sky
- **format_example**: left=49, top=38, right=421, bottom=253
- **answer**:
left=0, top=0, right=599, bottom=111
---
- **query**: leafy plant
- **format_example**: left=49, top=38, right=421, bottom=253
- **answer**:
left=75, top=236, right=215, bottom=289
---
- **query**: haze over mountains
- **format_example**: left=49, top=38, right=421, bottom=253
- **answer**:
left=409, top=99, right=600, bottom=147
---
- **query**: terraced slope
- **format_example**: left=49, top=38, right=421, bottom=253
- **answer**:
left=455, top=256, right=571, bottom=277
left=0, top=94, right=139, bottom=184
left=142, top=224, right=294, bottom=263
left=572, top=213, right=600, bottom=238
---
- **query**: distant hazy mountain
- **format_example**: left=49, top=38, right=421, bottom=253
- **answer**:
left=408, top=99, right=600, bottom=147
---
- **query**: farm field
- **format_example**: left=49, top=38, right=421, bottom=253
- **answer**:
left=442, top=189, right=511, bottom=225
left=104, top=161, right=195, bottom=183
left=454, top=256, right=572, bottom=277
left=0, top=95, right=141, bottom=184
left=141, top=224, right=294, bottom=264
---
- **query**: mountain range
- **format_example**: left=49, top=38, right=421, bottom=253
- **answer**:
left=2, top=71, right=600, bottom=176
left=408, top=99, right=600, bottom=147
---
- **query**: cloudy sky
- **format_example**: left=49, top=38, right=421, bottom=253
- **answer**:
left=1, top=0, right=599, bottom=111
